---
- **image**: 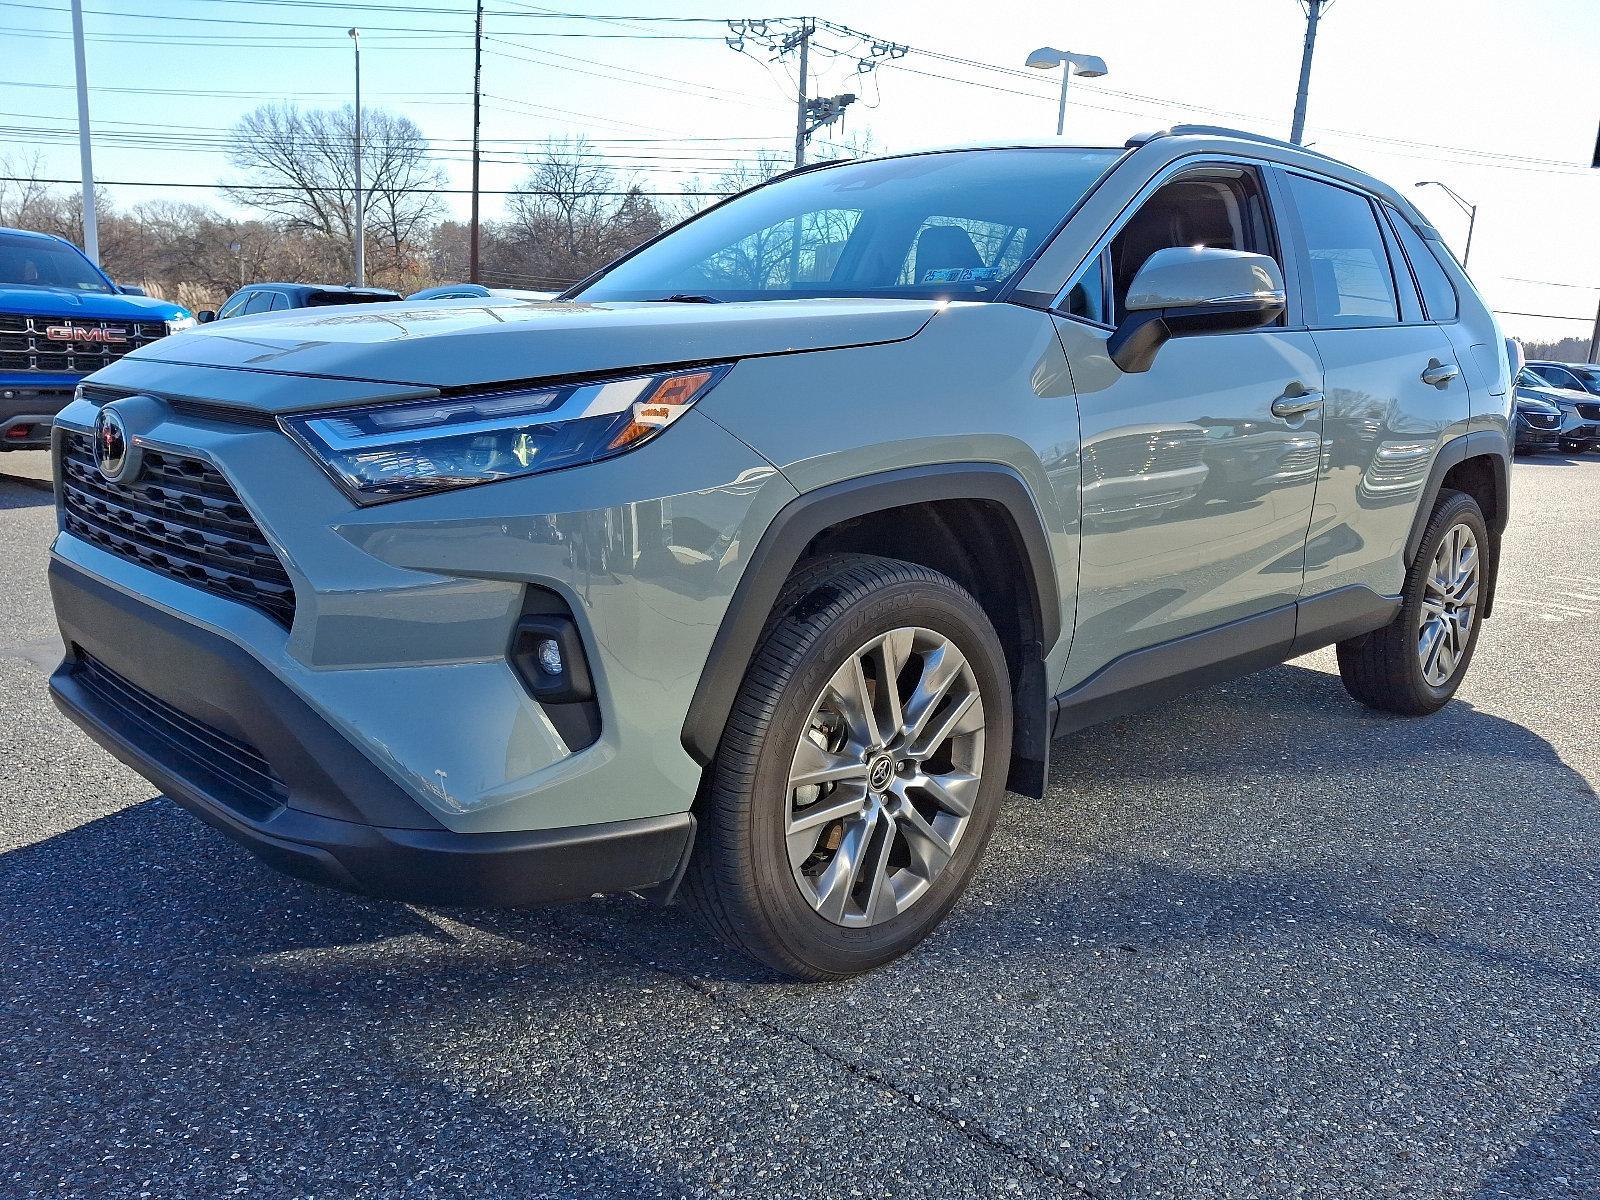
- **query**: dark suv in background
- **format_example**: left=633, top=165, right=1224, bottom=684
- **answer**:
left=200, top=282, right=402, bottom=323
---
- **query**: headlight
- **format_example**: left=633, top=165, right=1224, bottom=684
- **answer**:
left=281, top=363, right=730, bottom=504
left=165, top=315, right=197, bottom=334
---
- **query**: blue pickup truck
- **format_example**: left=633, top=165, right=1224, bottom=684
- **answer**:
left=0, top=226, right=194, bottom=450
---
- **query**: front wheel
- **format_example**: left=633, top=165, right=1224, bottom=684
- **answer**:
left=1336, top=488, right=1487, bottom=715
left=684, top=555, right=1012, bottom=980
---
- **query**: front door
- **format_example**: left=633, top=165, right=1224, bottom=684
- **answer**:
left=1052, top=161, right=1324, bottom=691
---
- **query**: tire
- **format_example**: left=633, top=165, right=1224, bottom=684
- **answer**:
left=1335, top=488, right=1488, bottom=715
left=683, top=554, right=1013, bottom=981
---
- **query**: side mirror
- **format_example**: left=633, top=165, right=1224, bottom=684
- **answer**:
left=1107, top=247, right=1286, bottom=374
left=117, top=284, right=147, bottom=297
left=197, top=310, right=217, bottom=324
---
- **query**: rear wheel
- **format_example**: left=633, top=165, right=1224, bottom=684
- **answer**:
left=684, top=555, right=1012, bottom=980
left=1336, top=488, right=1487, bottom=715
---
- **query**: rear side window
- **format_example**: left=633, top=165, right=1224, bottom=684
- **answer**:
left=1385, top=208, right=1459, bottom=321
left=1285, top=174, right=1398, bottom=326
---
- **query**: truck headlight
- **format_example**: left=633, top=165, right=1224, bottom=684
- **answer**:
left=280, top=363, right=730, bottom=504
left=165, top=315, right=198, bottom=334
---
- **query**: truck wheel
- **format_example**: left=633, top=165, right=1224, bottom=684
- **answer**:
left=684, top=554, right=1012, bottom=981
left=1336, top=488, right=1487, bottom=715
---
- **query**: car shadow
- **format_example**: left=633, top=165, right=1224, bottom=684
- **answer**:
left=4, top=659, right=1596, bottom=1193
left=0, top=469, right=53, bottom=508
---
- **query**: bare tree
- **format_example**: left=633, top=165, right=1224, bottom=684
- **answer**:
left=499, top=137, right=665, bottom=287
left=224, top=103, right=445, bottom=283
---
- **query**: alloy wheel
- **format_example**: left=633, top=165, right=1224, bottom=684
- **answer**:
left=1418, top=522, right=1479, bottom=688
left=784, top=627, right=986, bottom=928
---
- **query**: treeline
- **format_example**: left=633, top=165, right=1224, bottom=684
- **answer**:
left=0, top=104, right=800, bottom=307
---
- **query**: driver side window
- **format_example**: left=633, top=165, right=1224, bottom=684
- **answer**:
left=1107, top=167, right=1278, bottom=323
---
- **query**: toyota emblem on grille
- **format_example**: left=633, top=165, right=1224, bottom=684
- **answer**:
left=92, top=405, right=138, bottom=483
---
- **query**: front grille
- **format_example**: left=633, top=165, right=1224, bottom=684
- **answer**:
left=72, top=651, right=288, bottom=821
left=1522, top=411, right=1561, bottom=429
left=58, top=430, right=297, bottom=627
left=1578, top=402, right=1600, bottom=422
left=0, top=312, right=166, bottom=375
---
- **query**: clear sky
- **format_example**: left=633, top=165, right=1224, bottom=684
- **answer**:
left=2, top=0, right=1596, bottom=342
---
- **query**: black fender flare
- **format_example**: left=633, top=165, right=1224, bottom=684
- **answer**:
left=679, top=463, right=1061, bottom=770
left=1403, top=428, right=1510, bottom=616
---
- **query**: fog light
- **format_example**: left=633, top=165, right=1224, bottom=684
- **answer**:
left=536, top=638, right=563, bottom=677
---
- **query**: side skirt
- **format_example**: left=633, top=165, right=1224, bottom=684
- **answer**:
left=1049, top=585, right=1399, bottom=738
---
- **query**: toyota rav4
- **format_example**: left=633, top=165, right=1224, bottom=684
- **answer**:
left=47, top=127, right=1511, bottom=980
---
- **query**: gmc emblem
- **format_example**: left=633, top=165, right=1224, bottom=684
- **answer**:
left=45, top=324, right=127, bottom=344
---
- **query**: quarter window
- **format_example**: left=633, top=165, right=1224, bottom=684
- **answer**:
left=1385, top=207, right=1459, bottom=321
left=1285, top=174, right=1399, bottom=326
left=1063, top=251, right=1108, bottom=324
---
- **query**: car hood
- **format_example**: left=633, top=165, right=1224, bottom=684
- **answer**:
left=0, top=285, right=188, bottom=321
left=1517, top=383, right=1589, bottom=407
left=113, top=297, right=943, bottom=407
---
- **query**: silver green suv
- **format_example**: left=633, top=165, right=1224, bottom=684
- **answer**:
left=48, top=128, right=1510, bottom=980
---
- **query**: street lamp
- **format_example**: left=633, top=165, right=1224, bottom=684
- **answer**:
left=1025, top=46, right=1108, bottom=137
left=348, top=27, right=365, bottom=287
left=1414, top=181, right=1477, bottom=269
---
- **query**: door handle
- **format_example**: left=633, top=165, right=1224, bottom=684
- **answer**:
left=1271, top=390, right=1324, bottom=419
left=1421, top=359, right=1459, bottom=388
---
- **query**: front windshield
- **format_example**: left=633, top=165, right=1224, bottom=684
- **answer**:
left=575, top=148, right=1119, bottom=304
left=0, top=232, right=112, bottom=294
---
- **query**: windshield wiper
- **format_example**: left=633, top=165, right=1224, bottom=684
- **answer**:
left=650, top=293, right=723, bottom=304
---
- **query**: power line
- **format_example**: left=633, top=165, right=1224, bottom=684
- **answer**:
left=0, top=173, right=724, bottom=196
left=1493, top=310, right=1595, bottom=322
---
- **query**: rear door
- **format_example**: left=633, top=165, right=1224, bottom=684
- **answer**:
left=1274, top=169, right=1471, bottom=602
left=1051, top=158, right=1325, bottom=690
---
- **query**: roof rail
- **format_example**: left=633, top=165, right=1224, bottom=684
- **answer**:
left=1125, top=124, right=1345, bottom=165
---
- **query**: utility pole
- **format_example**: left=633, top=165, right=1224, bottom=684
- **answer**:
left=791, top=19, right=813, bottom=168
left=349, top=28, right=365, bottom=287
left=469, top=0, right=484, bottom=283
left=1289, top=0, right=1325, bottom=146
left=1588, top=294, right=1600, bottom=365
left=69, top=0, right=99, bottom=265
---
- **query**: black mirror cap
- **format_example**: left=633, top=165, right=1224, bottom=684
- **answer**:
left=197, top=310, right=217, bottom=323
left=1108, top=295, right=1286, bottom=374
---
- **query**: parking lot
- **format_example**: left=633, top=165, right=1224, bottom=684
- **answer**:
left=1, top=447, right=1596, bottom=1199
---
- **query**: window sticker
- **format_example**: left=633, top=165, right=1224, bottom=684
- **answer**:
left=920, top=266, right=1006, bottom=284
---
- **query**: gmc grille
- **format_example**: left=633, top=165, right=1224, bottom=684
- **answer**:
left=71, top=651, right=288, bottom=821
left=58, top=430, right=297, bottom=628
left=0, top=312, right=167, bottom=375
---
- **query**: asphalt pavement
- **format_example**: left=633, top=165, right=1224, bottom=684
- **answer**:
left=1, top=447, right=1596, bottom=1200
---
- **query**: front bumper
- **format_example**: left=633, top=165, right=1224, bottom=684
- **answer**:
left=1514, top=414, right=1561, bottom=452
left=49, top=559, right=693, bottom=905
left=1, top=382, right=75, bottom=449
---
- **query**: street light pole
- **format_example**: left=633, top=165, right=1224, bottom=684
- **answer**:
left=69, top=0, right=99, bottom=266
left=1024, top=47, right=1108, bottom=137
left=348, top=27, right=365, bottom=288
left=1414, top=181, right=1478, bottom=269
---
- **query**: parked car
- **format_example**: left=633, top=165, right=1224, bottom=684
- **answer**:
left=0, top=226, right=193, bottom=450
left=1523, top=361, right=1600, bottom=451
left=200, top=282, right=402, bottom=322
left=1513, top=368, right=1584, bottom=453
left=406, top=283, right=559, bottom=302
left=47, top=127, right=1511, bottom=980
left=1525, top=360, right=1600, bottom=396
